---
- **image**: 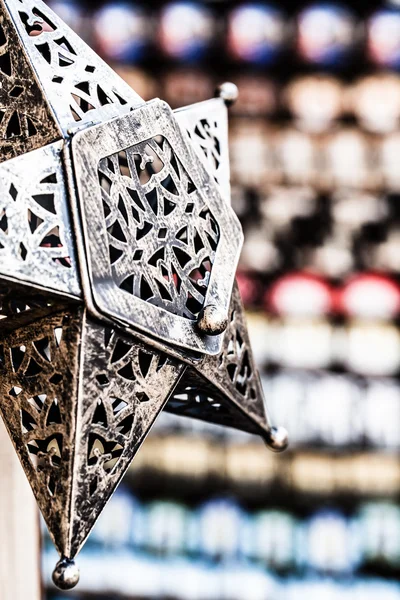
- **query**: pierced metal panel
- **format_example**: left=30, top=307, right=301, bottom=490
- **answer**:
left=71, top=99, right=243, bottom=355
left=174, top=98, right=230, bottom=203
left=166, top=283, right=270, bottom=437
left=0, top=311, right=81, bottom=556
left=0, top=0, right=286, bottom=582
left=0, top=0, right=60, bottom=161
left=167, top=372, right=263, bottom=436
left=0, top=308, right=184, bottom=559
left=4, top=0, right=143, bottom=134
left=0, top=141, right=81, bottom=298
left=97, top=135, right=220, bottom=321
left=69, top=318, right=184, bottom=558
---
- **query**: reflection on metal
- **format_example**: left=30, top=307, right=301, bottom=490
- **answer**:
left=0, top=0, right=288, bottom=590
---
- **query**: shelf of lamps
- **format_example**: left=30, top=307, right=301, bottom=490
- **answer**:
left=124, top=435, right=400, bottom=501
left=230, top=123, right=400, bottom=193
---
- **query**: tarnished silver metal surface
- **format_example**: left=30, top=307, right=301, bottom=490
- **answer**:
left=71, top=99, right=243, bottom=355
left=175, top=98, right=231, bottom=203
left=0, top=0, right=287, bottom=581
left=166, top=282, right=271, bottom=438
left=4, top=0, right=144, bottom=135
left=0, top=141, right=81, bottom=298
left=0, top=287, right=280, bottom=563
left=0, top=308, right=184, bottom=559
left=0, top=311, right=81, bottom=556
left=0, top=0, right=60, bottom=161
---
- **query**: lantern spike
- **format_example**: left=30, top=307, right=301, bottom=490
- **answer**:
left=0, top=0, right=60, bottom=161
left=175, top=97, right=231, bottom=203
left=0, top=306, right=185, bottom=566
left=0, top=310, right=82, bottom=557
left=66, top=315, right=184, bottom=559
left=0, top=141, right=81, bottom=304
left=165, top=282, right=287, bottom=449
left=2, top=0, right=144, bottom=136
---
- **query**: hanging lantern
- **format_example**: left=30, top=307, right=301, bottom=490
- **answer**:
left=0, top=0, right=288, bottom=590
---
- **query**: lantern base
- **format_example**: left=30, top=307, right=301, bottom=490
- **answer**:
left=52, top=557, right=80, bottom=591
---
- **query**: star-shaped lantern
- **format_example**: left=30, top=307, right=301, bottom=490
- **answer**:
left=0, top=0, right=288, bottom=590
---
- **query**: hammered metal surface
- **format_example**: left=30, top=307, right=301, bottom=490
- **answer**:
left=4, top=0, right=143, bottom=135
left=175, top=98, right=231, bottom=203
left=0, top=141, right=81, bottom=298
left=0, top=0, right=60, bottom=161
left=71, top=99, right=243, bottom=355
left=0, top=308, right=184, bottom=558
left=166, top=283, right=270, bottom=437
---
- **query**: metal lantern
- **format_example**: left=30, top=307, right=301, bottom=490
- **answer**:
left=0, top=0, right=288, bottom=590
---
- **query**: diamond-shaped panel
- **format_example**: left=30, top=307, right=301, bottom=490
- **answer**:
left=98, top=134, right=220, bottom=320
left=71, top=99, right=243, bottom=355
left=0, top=141, right=81, bottom=300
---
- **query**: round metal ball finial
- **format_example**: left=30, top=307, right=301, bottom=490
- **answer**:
left=215, top=82, right=239, bottom=106
left=197, top=305, right=228, bottom=336
left=265, top=426, right=289, bottom=453
left=52, top=558, right=80, bottom=590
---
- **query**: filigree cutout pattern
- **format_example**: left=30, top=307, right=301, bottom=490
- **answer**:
left=0, top=0, right=59, bottom=160
left=7, top=0, right=142, bottom=132
left=219, top=308, right=257, bottom=401
left=0, top=311, right=81, bottom=554
left=166, top=381, right=259, bottom=434
left=99, top=135, right=220, bottom=319
left=70, top=319, right=184, bottom=556
left=165, top=283, right=268, bottom=434
left=81, top=327, right=178, bottom=496
left=0, top=308, right=184, bottom=558
left=188, top=118, right=222, bottom=187
left=197, top=284, right=266, bottom=421
left=175, top=98, right=230, bottom=202
left=0, top=141, right=80, bottom=297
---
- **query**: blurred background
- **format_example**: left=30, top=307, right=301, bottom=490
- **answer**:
left=44, top=0, right=400, bottom=598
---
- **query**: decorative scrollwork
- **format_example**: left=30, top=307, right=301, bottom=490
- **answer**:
left=0, top=307, right=184, bottom=557
left=7, top=0, right=143, bottom=133
left=99, top=135, right=220, bottom=319
left=166, top=283, right=267, bottom=434
left=0, top=141, right=81, bottom=297
left=188, top=118, right=222, bottom=187
left=0, top=1, right=60, bottom=160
